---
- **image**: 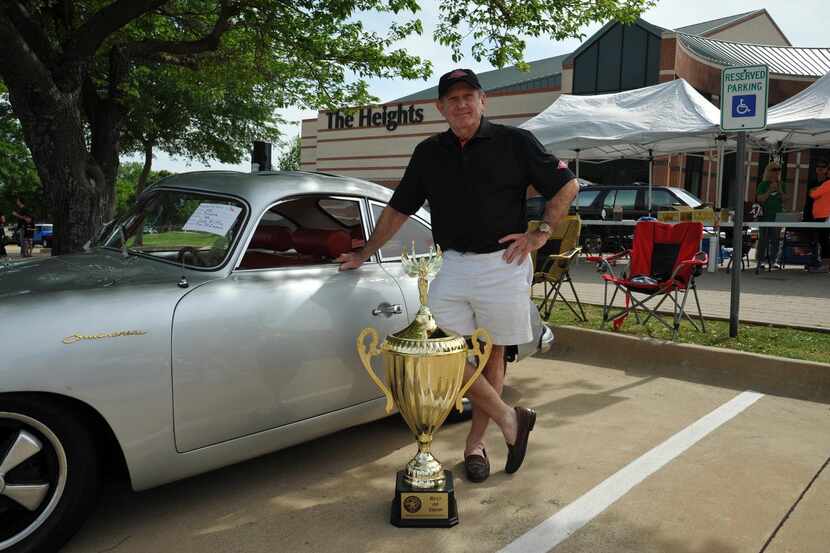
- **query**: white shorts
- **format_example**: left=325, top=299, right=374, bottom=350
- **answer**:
left=428, top=249, right=534, bottom=346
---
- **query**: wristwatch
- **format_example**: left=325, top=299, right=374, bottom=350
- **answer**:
left=536, top=222, right=553, bottom=237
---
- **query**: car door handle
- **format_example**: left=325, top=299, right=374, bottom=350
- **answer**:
left=372, top=302, right=403, bottom=317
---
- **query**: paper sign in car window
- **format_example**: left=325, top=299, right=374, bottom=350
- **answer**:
left=183, top=204, right=242, bottom=236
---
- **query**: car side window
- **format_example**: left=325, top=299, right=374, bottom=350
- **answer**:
left=649, top=189, right=677, bottom=209
left=575, top=190, right=600, bottom=208
left=237, top=195, right=368, bottom=270
left=615, top=190, right=638, bottom=209
left=602, top=191, right=616, bottom=209
left=370, top=203, right=433, bottom=260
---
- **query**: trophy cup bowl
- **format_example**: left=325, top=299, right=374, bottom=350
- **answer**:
left=357, top=245, right=492, bottom=527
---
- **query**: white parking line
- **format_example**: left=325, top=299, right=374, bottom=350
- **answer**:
left=499, top=390, right=765, bottom=553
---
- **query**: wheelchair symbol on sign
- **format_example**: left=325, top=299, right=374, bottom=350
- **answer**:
left=732, top=94, right=756, bottom=118
left=735, top=99, right=750, bottom=115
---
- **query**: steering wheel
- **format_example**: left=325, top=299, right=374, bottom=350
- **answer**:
left=176, top=246, right=207, bottom=267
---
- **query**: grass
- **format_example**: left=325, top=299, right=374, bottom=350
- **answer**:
left=131, top=231, right=219, bottom=249
left=537, top=300, right=830, bottom=365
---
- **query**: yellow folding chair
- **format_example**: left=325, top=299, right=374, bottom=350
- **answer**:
left=530, top=215, right=587, bottom=321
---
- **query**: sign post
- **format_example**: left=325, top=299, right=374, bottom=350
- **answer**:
left=720, top=64, right=769, bottom=337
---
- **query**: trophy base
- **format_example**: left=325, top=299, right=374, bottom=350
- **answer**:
left=391, top=470, right=458, bottom=528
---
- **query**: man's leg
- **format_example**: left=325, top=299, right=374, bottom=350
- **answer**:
left=465, top=345, right=506, bottom=456
left=462, top=347, right=518, bottom=450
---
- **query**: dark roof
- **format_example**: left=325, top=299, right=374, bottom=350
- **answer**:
left=394, top=53, right=569, bottom=102
left=562, top=19, right=668, bottom=65
left=678, top=34, right=830, bottom=78
left=675, top=10, right=764, bottom=36
left=393, top=11, right=798, bottom=102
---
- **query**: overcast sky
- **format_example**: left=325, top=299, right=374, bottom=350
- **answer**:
left=140, top=0, right=827, bottom=173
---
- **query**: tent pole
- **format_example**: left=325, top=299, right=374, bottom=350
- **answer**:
left=706, top=149, right=713, bottom=203
left=575, top=149, right=581, bottom=179
left=648, top=149, right=654, bottom=213
left=793, top=151, right=801, bottom=211
left=716, top=138, right=725, bottom=209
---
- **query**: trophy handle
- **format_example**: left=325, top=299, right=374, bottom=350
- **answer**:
left=455, top=327, right=493, bottom=412
left=357, top=327, right=395, bottom=413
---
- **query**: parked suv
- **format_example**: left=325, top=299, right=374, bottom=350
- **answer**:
left=571, top=183, right=705, bottom=253
left=34, top=223, right=54, bottom=247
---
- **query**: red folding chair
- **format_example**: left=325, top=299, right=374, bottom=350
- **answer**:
left=590, top=221, right=708, bottom=339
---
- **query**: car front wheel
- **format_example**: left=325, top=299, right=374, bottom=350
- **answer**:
left=0, top=396, right=99, bottom=553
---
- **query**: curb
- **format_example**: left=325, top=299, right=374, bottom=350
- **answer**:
left=543, top=325, right=830, bottom=404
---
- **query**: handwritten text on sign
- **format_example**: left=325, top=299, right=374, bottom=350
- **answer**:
left=183, top=203, right=242, bottom=236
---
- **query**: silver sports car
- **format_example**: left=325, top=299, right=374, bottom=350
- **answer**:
left=0, top=171, right=553, bottom=553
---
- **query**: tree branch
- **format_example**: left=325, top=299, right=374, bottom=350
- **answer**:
left=2, top=1, right=61, bottom=65
left=123, top=3, right=239, bottom=61
left=66, top=0, right=168, bottom=59
left=0, top=13, right=58, bottom=98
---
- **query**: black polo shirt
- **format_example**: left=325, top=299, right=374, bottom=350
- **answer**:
left=389, top=117, right=575, bottom=253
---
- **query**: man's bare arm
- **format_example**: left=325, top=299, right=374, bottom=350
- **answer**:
left=542, top=178, right=579, bottom=229
left=500, top=178, right=579, bottom=264
left=338, top=205, right=409, bottom=271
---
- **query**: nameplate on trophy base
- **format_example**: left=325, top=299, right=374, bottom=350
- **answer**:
left=391, top=470, right=458, bottom=528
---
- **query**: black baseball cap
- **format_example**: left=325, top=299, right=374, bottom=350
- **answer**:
left=438, top=69, right=482, bottom=98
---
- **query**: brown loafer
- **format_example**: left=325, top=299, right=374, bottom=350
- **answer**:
left=464, top=448, right=490, bottom=483
left=505, top=406, right=536, bottom=474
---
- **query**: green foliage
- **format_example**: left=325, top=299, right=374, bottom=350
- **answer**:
left=2, top=0, right=656, bottom=249
left=0, top=82, right=43, bottom=219
left=120, top=64, right=283, bottom=166
left=115, top=162, right=173, bottom=218
left=541, top=302, right=830, bottom=365
left=278, top=135, right=302, bottom=171
left=436, top=0, right=656, bottom=68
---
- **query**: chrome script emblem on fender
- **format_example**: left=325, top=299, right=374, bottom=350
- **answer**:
left=62, top=330, right=148, bottom=344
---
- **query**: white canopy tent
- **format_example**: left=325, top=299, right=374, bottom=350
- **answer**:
left=756, top=71, right=830, bottom=151
left=520, top=78, right=726, bottom=209
left=521, top=78, right=723, bottom=159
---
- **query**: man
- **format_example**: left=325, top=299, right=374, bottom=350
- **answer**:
left=805, top=158, right=830, bottom=271
left=12, top=198, right=33, bottom=258
left=339, top=69, right=578, bottom=481
left=0, top=212, right=7, bottom=257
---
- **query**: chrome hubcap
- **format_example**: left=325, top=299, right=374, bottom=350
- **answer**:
left=0, top=413, right=67, bottom=550
left=0, top=431, right=50, bottom=511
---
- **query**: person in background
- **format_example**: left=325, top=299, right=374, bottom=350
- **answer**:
left=755, top=162, right=789, bottom=271
left=12, top=198, right=34, bottom=258
left=809, top=168, right=830, bottom=221
left=0, top=212, right=7, bottom=257
left=805, top=158, right=830, bottom=271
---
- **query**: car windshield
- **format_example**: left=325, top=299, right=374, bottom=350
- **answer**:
left=102, top=189, right=246, bottom=269
left=671, top=188, right=704, bottom=208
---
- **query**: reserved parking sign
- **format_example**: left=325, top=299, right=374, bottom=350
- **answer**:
left=721, top=64, right=768, bottom=131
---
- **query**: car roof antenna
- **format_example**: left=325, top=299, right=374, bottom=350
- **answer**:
left=178, top=256, right=189, bottom=288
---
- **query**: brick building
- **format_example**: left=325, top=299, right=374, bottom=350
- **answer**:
left=300, top=9, right=830, bottom=213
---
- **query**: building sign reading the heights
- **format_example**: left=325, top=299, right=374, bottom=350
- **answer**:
left=327, top=104, right=424, bottom=131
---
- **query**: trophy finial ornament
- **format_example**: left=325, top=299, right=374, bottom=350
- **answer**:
left=401, top=242, right=442, bottom=307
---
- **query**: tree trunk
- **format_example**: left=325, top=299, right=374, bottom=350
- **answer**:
left=8, top=84, right=110, bottom=256
left=89, top=100, right=121, bottom=225
left=137, top=141, right=153, bottom=197
left=133, top=141, right=153, bottom=247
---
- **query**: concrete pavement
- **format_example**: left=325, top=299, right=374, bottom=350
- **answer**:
left=62, top=348, right=830, bottom=553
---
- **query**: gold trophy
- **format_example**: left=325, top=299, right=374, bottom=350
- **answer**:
left=357, top=245, right=492, bottom=527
